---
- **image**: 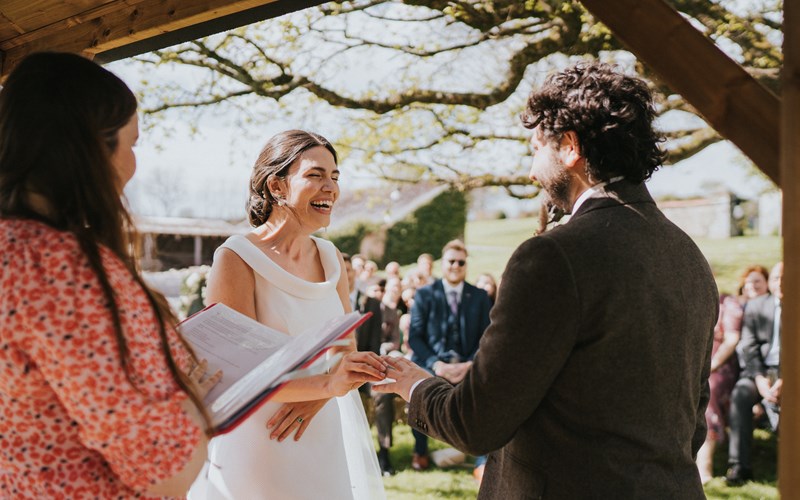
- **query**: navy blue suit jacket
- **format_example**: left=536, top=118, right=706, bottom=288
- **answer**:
left=409, top=279, right=492, bottom=372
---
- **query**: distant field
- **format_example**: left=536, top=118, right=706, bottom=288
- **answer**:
left=462, top=217, right=783, bottom=295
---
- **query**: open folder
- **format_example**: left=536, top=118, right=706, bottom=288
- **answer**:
left=178, top=303, right=370, bottom=435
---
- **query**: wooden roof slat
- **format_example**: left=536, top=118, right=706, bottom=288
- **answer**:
left=0, top=0, right=105, bottom=37
left=0, top=1, right=149, bottom=51
left=580, top=0, right=782, bottom=187
left=0, top=0, right=279, bottom=76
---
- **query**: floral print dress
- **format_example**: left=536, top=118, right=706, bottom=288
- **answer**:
left=0, top=219, right=201, bottom=498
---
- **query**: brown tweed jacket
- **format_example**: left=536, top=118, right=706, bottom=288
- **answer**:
left=409, top=181, right=718, bottom=499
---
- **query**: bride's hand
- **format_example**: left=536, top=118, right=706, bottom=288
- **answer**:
left=327, top=351, right=388, bottom=397
left=185, top=358, right=223, bottom=400
left=267, top=399, right=327, bottom=442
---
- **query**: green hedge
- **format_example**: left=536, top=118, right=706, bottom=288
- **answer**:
left=326, top=189, right=468, bottom=266
left=384, top=189, right=468, bottom=265
left=327, top=221, right=380, bottom=257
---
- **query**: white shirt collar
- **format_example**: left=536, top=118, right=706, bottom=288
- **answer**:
left=442, top=280, right=464, bottom=301
left=571, top=176, right=625, bottom=215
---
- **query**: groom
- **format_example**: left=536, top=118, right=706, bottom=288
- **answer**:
left=375, top=62, right=718, bottom=498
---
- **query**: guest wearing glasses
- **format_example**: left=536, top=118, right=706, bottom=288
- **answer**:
left=407, top=240, right=491, bottom=471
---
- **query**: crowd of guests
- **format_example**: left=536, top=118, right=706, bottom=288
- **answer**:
left=698, top=262, right=783, bottom=486
left=347, top=243, right=498, bottom=482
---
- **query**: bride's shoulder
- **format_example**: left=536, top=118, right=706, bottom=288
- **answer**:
left=310, top=235, right=338, bottom=257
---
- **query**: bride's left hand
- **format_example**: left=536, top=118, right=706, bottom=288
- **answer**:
left=267, top=399, right=328, bottom=442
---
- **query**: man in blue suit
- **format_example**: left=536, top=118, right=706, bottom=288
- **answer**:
left=408, top=239, right=492, bottom=471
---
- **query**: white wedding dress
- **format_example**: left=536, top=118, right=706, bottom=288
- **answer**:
left=189, top=235, right=385, bottom=500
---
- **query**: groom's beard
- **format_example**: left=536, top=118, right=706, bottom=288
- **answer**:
left=536, top=192, right=565, bottom=235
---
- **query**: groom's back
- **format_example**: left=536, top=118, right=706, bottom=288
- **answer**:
left=482, top=184, right=717, bottom=499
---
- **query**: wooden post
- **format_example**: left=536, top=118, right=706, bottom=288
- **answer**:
left=779, top=1, right=799, bottom=497
left=580, top=0, right=781, bottom=185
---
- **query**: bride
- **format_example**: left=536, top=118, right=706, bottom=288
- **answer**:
left=189, top=130, right=388, bottom=499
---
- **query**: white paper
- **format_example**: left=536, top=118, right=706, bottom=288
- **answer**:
left=178, top=303, right=367, bottom=430
left=178, top=304, right=290, bottom=405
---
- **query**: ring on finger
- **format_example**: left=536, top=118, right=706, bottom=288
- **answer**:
left=296, top=417, right=304, bottom=424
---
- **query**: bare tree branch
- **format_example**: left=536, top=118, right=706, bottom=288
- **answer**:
left=665, top=127, right=722, bottom=164
left=135, top=0, right=781, bottom=196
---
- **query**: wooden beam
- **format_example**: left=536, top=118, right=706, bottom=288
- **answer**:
left=0, top=0, right=279, bottom=78
left=93, top=0, right=326, bottom=65
left=779, top=1, right=798, bottom=497
left=580, top=0, right=781, bottom=186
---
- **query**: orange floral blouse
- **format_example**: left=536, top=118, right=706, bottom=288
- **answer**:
left=0, top=219, right=201, bottom=498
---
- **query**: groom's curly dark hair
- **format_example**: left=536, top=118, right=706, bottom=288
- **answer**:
left=522, top=61, right=667, bottom=184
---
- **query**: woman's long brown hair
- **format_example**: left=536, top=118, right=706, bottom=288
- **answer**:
left=0, top=52, right=212, bottom=432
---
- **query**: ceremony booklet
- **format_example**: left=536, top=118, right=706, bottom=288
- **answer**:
left=178, top=303, right=370, bottom=435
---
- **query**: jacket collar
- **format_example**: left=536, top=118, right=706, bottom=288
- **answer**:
left=570, top=180, right=656, bottom=220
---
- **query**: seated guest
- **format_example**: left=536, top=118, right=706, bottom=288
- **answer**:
left=385, top=261, right=402, bottom=281
left=415, top=253, right=435, bottom=285
left=738, top=264, right=770, bottom=303
left=475, top=272, right=498, bottom=304
left=385, top=277, right=407, bottom=314
left=401, top=286, right=417, bottom=312
left=0, top=52, right=219, bottom=498
left=696, top=292, right=743, bottom=484
left=351, top=253, right=367, bottom=292
left=360, top=259, right=379, bottom=285
left=726, top=262, right=783, bottom=486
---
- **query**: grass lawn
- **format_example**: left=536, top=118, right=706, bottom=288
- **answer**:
left=380, top=421, right=778, bottom=500
left=462, top=217, right=783, bottom=296
left=382, top=217, right=782, bottom=498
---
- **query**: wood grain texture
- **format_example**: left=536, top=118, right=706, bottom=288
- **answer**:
left=581, top=0, right=781, bottom=186
left=0, top=0, right=278, bottom=76
left=779, top=1, right=797, bottom=497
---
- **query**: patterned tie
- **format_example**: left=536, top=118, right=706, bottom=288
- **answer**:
left=448, top=290, right=459, bottom=316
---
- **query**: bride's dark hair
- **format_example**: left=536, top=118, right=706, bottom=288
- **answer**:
left=247, top=130, right=338, bottom=226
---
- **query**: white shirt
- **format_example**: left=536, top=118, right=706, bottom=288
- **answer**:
left=441, top=280, right=464, bottom=305
left=765, top=297, right=781, bottom=367
left=571, top=176, right=625, bottom=215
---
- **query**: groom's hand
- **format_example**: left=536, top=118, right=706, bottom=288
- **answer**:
left=372, top=356, right=432, bottom=402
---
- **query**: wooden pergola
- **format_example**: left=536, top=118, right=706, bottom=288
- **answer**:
left=2, top=0, right=797, bottom=495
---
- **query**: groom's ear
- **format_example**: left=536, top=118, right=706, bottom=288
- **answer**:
left=559, top=131, right=583, bottom=170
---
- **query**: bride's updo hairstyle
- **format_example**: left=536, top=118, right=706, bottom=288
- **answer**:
left=247, top=130, right=338, bottom=227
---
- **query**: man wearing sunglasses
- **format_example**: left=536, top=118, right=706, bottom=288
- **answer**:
left=406, top=239, right=492, bottom=472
